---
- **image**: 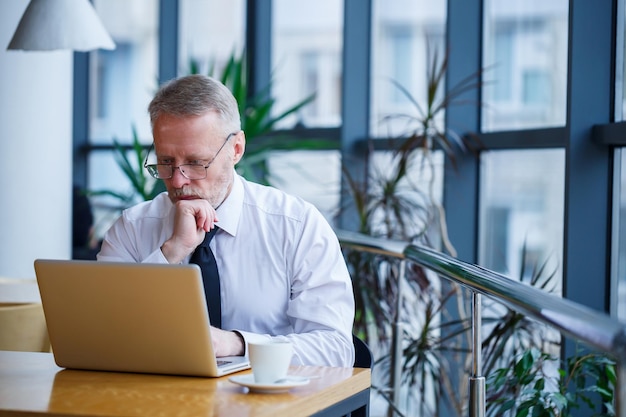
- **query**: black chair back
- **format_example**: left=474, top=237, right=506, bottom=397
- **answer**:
left=353, top=334, right=373, bottom=369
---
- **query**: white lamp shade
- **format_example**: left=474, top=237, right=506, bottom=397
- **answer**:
left=7, top=0, right=115, bottom=52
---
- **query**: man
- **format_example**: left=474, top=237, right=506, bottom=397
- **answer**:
left=98, top=74, right=355, bottom=367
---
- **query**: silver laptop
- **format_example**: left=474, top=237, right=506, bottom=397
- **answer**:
left=34, top=259, right=250, bottom=377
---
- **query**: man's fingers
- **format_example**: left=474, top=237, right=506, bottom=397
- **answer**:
left=195, top=209, right=218, bottom=232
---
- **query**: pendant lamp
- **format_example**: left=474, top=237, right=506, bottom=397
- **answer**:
left=7, top=0, right=115, bottom=52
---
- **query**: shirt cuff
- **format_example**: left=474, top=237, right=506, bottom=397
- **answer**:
left=233, top=330, right=273, bottom=357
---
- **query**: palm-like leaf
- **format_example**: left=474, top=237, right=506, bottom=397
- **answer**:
left=88, top=126, right=165, bottom=205
left=381, top=41, right=486, bottom=173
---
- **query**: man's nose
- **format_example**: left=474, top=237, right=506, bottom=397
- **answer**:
left=169, top=166, right=190, bottom=188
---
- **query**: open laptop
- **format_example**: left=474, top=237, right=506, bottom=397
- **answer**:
left=33, top=259, right=250, bottom=377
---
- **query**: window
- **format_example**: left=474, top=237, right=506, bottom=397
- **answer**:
left=90, top=0, right=158, bottom=143
left=267, top=150, right=341, bottom=222
left=88, top=0, right=159, bottom=237
left=272, top=0, right=343, bottom=128
left=178, top=0, right=246, bottom=76
left=479, top=149, right=565, bottom=295
left=482, top=0, right=568, bottom=131
left=266, top=0, right=343, bottom=219
left=370, top=0, right=446, bottom=137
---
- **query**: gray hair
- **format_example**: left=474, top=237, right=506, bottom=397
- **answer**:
left=148, top=74, right=241, bottom=134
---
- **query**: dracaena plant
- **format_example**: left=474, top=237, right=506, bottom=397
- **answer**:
left=346, top=42, right=485, bottom=347
left=343, top=51, right=486, bottom=375
left=342, top=42, right=577, bottom=417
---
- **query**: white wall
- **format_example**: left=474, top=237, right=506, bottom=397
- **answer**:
left=0, top=1, right=73, bottom=279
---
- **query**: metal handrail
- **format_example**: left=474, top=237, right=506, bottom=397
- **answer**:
left=337, top=229, right=626, bottom=417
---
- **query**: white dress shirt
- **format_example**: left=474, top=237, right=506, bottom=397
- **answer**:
left=98, top=173, right=355, bottom=367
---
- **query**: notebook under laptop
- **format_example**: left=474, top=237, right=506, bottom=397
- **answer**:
left=33, top=259, right=250, bottom=377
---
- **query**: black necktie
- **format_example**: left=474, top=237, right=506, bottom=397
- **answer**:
left=189, top=227, right=221, bottom=328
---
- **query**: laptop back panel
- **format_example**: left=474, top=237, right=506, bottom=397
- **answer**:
left=34, top=259, right=249, bottom=377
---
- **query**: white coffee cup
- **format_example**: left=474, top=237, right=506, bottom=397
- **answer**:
left=248, top=341, right=293, bottom=384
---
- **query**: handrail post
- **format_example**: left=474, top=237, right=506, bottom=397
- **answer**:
left=389, top=260, right=406, bottom=416
left=469, top=292, right=485, bottom=417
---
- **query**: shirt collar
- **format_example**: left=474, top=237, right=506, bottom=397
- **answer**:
left=215, top=171, right=243, bottom=237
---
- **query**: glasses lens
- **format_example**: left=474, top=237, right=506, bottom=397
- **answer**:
left=145, top=165, right=159, bottom=178
left=181, top=164, right=207, bottom=180
left=146, top=164, right=173, bottom=179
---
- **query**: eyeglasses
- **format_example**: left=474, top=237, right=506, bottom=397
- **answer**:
left=144, top=132, right=237, bottom=180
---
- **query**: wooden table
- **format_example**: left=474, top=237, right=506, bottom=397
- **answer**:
left=0, top=351, right=371, bottom=417
left=0, top=281, right=49, bottom=352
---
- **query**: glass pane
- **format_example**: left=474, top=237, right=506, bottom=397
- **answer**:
left=482, top=0, right=568, bottom=131
left=370, top=0, right=447, bottom=137
left=479, top=149, right=565, bottom=295
left=272, top=0, right=343, bottom=128
left=90, top=0, right=159, bottom=144
left=267, top=150, right=341, bottom=222
left=178, top=0, right=246, bottom=76
left=614, top=149, right=626, bottom=319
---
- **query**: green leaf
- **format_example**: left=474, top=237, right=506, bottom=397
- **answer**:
left=500, top=399, right=516, bottom=412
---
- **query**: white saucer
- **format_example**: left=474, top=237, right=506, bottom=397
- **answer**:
left=229, top=374, right=310, bottom=393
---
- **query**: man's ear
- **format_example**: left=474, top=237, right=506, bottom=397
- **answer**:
left=232, top=130, right=246, bottom=164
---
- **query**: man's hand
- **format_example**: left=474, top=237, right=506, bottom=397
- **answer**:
left=210, top=327, right=245, bottom=357
left=161, top=200, right=218, bottom=264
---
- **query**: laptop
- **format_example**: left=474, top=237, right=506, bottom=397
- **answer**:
left=33, top=259, right=250, bottom=377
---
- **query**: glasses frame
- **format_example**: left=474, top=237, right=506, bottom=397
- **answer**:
left=143, top=132, right=238, bottom=180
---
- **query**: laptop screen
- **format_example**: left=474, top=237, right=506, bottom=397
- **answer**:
left=34, top=259, right=249, bottom=377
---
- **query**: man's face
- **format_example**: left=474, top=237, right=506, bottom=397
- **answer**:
left=152, top=111, right=245, bottom=208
